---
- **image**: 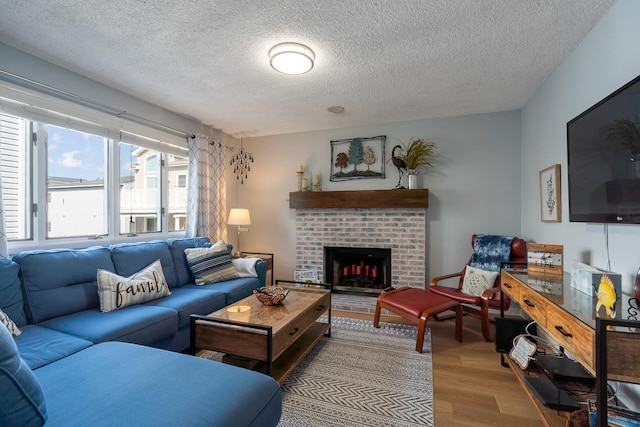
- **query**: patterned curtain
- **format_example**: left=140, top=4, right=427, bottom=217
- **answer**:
left=185, top=133, right=227, bottom=241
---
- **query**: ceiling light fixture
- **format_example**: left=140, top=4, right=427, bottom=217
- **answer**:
left=269, top=42, right=315, bottom=75
left=328, top=106, right=344, bottom=113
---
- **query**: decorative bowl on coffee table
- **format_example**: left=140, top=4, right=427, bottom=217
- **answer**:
left=253, top=286, right=289, bottom=305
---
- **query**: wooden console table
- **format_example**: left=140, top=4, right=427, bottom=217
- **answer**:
left=500, top=269, right=640, bottom=426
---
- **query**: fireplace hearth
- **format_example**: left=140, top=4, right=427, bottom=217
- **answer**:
left=324, top=246, right=391, bottom=296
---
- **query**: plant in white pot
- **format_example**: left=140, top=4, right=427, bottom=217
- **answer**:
left=397, top=138, right=437, bottom=189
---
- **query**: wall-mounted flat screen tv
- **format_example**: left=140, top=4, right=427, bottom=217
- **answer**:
left=567, top=75, right=640, bottom=224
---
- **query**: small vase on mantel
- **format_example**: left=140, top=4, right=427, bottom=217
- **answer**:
left=407, top=169, right=419, bottom=189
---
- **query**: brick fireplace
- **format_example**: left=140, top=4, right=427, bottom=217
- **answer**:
left=291, top=190, right=428, bottom=292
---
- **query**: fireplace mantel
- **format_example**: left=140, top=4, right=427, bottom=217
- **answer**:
left=289, top=189, right=428, bottom=209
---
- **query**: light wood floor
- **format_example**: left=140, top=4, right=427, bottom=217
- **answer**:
left=334, top=309, right=543, bottom=427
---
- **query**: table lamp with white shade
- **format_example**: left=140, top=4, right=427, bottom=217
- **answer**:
left=227, top=208, right=251, bottom=257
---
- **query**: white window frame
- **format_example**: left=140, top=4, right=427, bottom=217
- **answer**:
left=0, top=81, right=189, bottom=253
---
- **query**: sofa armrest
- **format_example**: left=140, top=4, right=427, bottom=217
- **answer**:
left=255, top=260, right=267, bottom=287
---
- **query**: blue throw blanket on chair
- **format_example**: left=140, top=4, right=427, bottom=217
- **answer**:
left=470, top=234, right=515, bottom=272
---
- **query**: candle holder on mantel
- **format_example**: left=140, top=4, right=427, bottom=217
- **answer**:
left=297, top=171, right=304, bottom=192
left=312, top=173, right=322, bottom=191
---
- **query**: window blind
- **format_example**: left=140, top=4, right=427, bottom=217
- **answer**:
left=0, top=80, right=187, bottom=156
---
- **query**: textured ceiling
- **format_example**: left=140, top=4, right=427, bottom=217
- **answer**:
left=0, top=0, right=614, bottom=137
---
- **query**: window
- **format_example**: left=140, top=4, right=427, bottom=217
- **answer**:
left=168, top=157, right=188, bottom=232
left=0, top=85, right=189, bottom=247
left=145, top=154, right=157, bottom=173
left=46, top=125, right=106, bottom=238
left=119, top=144, right=165, bottom=235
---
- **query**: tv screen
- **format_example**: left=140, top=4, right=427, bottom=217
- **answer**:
left=567, top=75, right=640, bottom=224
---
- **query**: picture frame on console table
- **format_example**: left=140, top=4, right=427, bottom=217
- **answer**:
left=527, top=243, right=563, bottom=277
left=539, top=164, right=561, bottom=222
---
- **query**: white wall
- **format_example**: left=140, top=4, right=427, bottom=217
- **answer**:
left=240, top=112, right=522, bottom=282
left=0, top=42, right=213, bottom=139
left=521, top=0, right=640, bottom=295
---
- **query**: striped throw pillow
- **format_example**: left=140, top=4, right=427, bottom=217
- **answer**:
left=185, top=246, right=239, bottom=285
left=0, top=308, right=21, bottom=337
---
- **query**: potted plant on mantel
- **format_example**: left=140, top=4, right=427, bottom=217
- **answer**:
left=398, top=137, right=437, bottom=189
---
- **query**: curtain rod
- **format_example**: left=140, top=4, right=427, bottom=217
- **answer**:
left=0, top=68, right=197, bottom=139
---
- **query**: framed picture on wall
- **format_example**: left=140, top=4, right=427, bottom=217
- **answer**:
left=330, top=135, right=386, bottom=181
left=540, top=164, right=561, bottom=222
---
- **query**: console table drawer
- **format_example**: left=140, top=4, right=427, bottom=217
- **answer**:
left=519, top=287, right=547, bottom=326
left=501, top=274, right=520, bottom=301
left=546, top=303, right=595, bottom=374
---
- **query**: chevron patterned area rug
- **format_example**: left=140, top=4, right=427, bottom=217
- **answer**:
left=277, top=317, right=433, bottom=427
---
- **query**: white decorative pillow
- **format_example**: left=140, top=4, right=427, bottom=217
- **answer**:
left=461, top=265, right=499, bottom=297
left=185, top=245, right=239, bottom=285
left=232, top=257, right=259, bottom=278
left=0, top=308, right=22, bottom=337
left=97, top=260, right=171, bottom=312
left=210, top=240, right=229, bottom=252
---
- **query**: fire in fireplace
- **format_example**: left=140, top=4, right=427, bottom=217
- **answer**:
left=324, top=246, right=392, bottom=295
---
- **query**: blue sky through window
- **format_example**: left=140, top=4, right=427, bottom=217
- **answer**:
left=47, top=125, right=137, bottom=180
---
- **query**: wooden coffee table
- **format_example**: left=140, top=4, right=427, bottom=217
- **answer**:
left=190, top=286, right=331, bottom=383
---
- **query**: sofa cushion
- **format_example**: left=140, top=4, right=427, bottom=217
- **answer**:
left=97, top=260, right=171, bottom=312
left=110, top=240, right=178, bottom=288
left=167, top=237, right=212, bottom=286
left=38, top=305, right=178, bottom=346
left=0, top=325, right=48, bottom=427
left=184, top=276, right=261, bottom=305
left=15, top=325, right=93, bottom=370
left=12, top=247, right=115, bottom=323
left=0, top=307, right=22, bottom=337
left=144, top=287, right=226, bottom=328
left=185, top=244, right=239, bottom=284
left=33, top=341, right=282, bottom=427
left=0, top=258, right=27, bottom=326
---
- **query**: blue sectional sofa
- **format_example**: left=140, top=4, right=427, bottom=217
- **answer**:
left=0, top=237, right=282, bottom=427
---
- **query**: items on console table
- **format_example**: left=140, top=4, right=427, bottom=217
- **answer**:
left=527, top=243, right=563, bottom=277
left=500, top=269, right=640, bottom=427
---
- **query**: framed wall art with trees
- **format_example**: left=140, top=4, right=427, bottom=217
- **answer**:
left=330, top=135, right=386, bottom=181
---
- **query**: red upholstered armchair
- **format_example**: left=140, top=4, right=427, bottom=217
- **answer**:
left=429, top=234, right=527, bottom=342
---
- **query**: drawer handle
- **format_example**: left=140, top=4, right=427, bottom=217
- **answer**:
left=523, top=298, right=535, bottom=308
left=316, top=305, right=325, bottom=311
left=289, top=327, right=300, bottom=336
left=554, top=325, right=573, bottom=338
left=503, top=283, right=512, bottom=289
